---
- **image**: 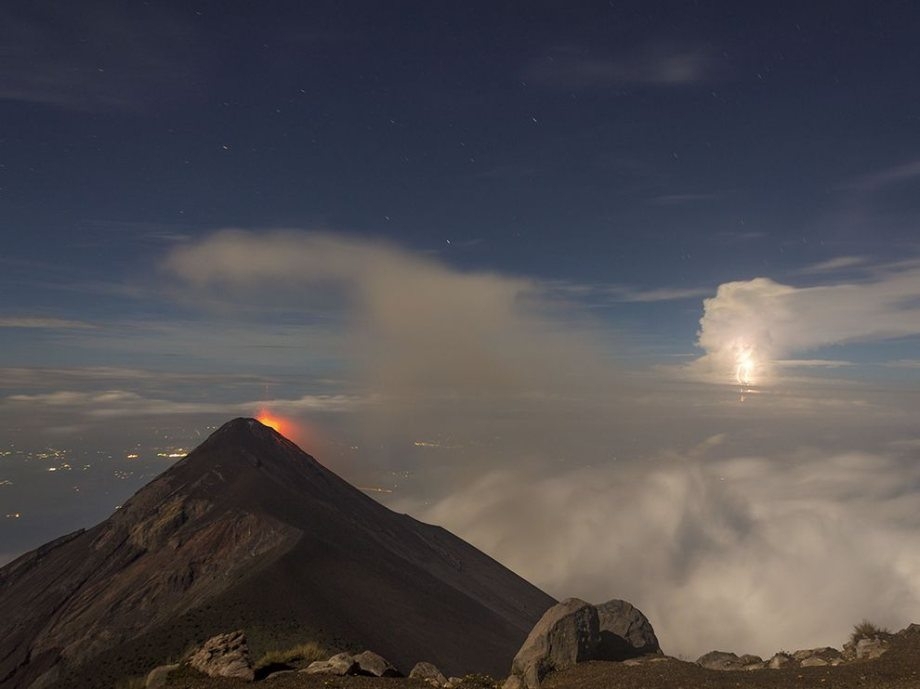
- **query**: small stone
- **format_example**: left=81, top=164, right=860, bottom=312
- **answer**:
left=793, top=647, right=840, bottom=662
left=302, top=652, right=358, bottom=675
left=188, top=630, right=255, bottom=681
left=410, top=661, right=448, bottom=686
left=800, top=657, right=828, bottom=667
left=855, top=638, right=888, bottom=660
left=696, top=651, right=741, bottom=671
left=502, top=675, right=524, bottom=689
left=767, top=653, right=794, bottom=669
left=353, top=650, right=399, bottom=677
left=265, top=669, right=296, bottom=680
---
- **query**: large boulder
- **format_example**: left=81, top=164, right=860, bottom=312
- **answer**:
left=595, top=599, right=660, bottom=660
left=188, top=630, right=255, bottom=681
left=511, top=598, right=599, bottom=688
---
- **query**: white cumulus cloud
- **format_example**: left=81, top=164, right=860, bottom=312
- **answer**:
left=690, top=262, right=920, bottom=384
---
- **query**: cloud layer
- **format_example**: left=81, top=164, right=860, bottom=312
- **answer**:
left=404, top=437, right=920, bottom=658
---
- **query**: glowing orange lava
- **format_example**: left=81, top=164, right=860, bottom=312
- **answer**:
left=256, top=410, right=288, bottom=436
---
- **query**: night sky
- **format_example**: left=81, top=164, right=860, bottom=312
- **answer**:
left=3, top=0, right=920, bottom=658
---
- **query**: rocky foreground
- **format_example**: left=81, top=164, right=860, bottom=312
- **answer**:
left=159, top=627, right=920, bottom=689
left=149, top=598, right=920, bottom=689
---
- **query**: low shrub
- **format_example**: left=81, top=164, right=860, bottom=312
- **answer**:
left=851, top=619, right=891, bottom=644
left=254, top=640, right=331, bottom=670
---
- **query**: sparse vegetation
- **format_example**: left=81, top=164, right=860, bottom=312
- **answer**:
left=255, top=640, right=333, bottom=669
left=852, top=620, right=891, bottom=644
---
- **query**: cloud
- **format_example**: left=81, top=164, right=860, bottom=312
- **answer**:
left=4, top=389, right=363, bottom=418
left=848, top=159, right=920, bottom=192
left=689, top=261, right=920, bottom=384
left=546, top=281, right=712, bottom=304
left=614, top=286, right=714, bottom=303
left=402, top=439, right=920, bottom=659
left=775, top=359, right=854, bottom=369
left=0, top=366, right=271, bottom=388
left=795, top=256, right=868, bottom=275
left=0, top=317, right=96, bottom=329
left=526, top=43, right=715, bottom=88
left=164, top=229, right=618, bottom=397
left=885, top=359, right=920, bottom=369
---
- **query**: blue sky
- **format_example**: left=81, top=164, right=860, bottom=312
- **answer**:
left=2, top=0, right=920, bottom=658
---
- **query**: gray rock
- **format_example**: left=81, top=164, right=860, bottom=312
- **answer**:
left=145, top=664, right=180, bottom=689
left=447, top=677, right=464, bottom=687
left=793, top=647, right=843, bottom=667
left=303, top=653, right=358, bottom=676
left=738, top=654, right=763, bottom=667
left=188, top=630, right=255, bottom=681
left=696, top=651, right=742, bottom=671
left=502, top=675, right=525, bottom=689
left=855, top=637, right=888, bottom=660
left=792, top=647, right=839, bottom=661
left=594, top=599, right=660, bottom=660
left=511, top=598, right=599, bottom=688
left=265, top=669, right=296, bottom=680
left=767, top=652, right=795, bottom=669
left=842, top=641, right=857, bottom=660
left=800, top=657, right=828, bottom=667
left=354, top=650, right=399, bottom=677
left=410, top=661, right=448, bottom=686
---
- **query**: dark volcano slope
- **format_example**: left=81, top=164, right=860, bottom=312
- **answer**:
left=0, top=418, right=555, bottom=689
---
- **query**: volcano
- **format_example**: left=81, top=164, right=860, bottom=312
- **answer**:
left=0, top=418, right=554, bottom=689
